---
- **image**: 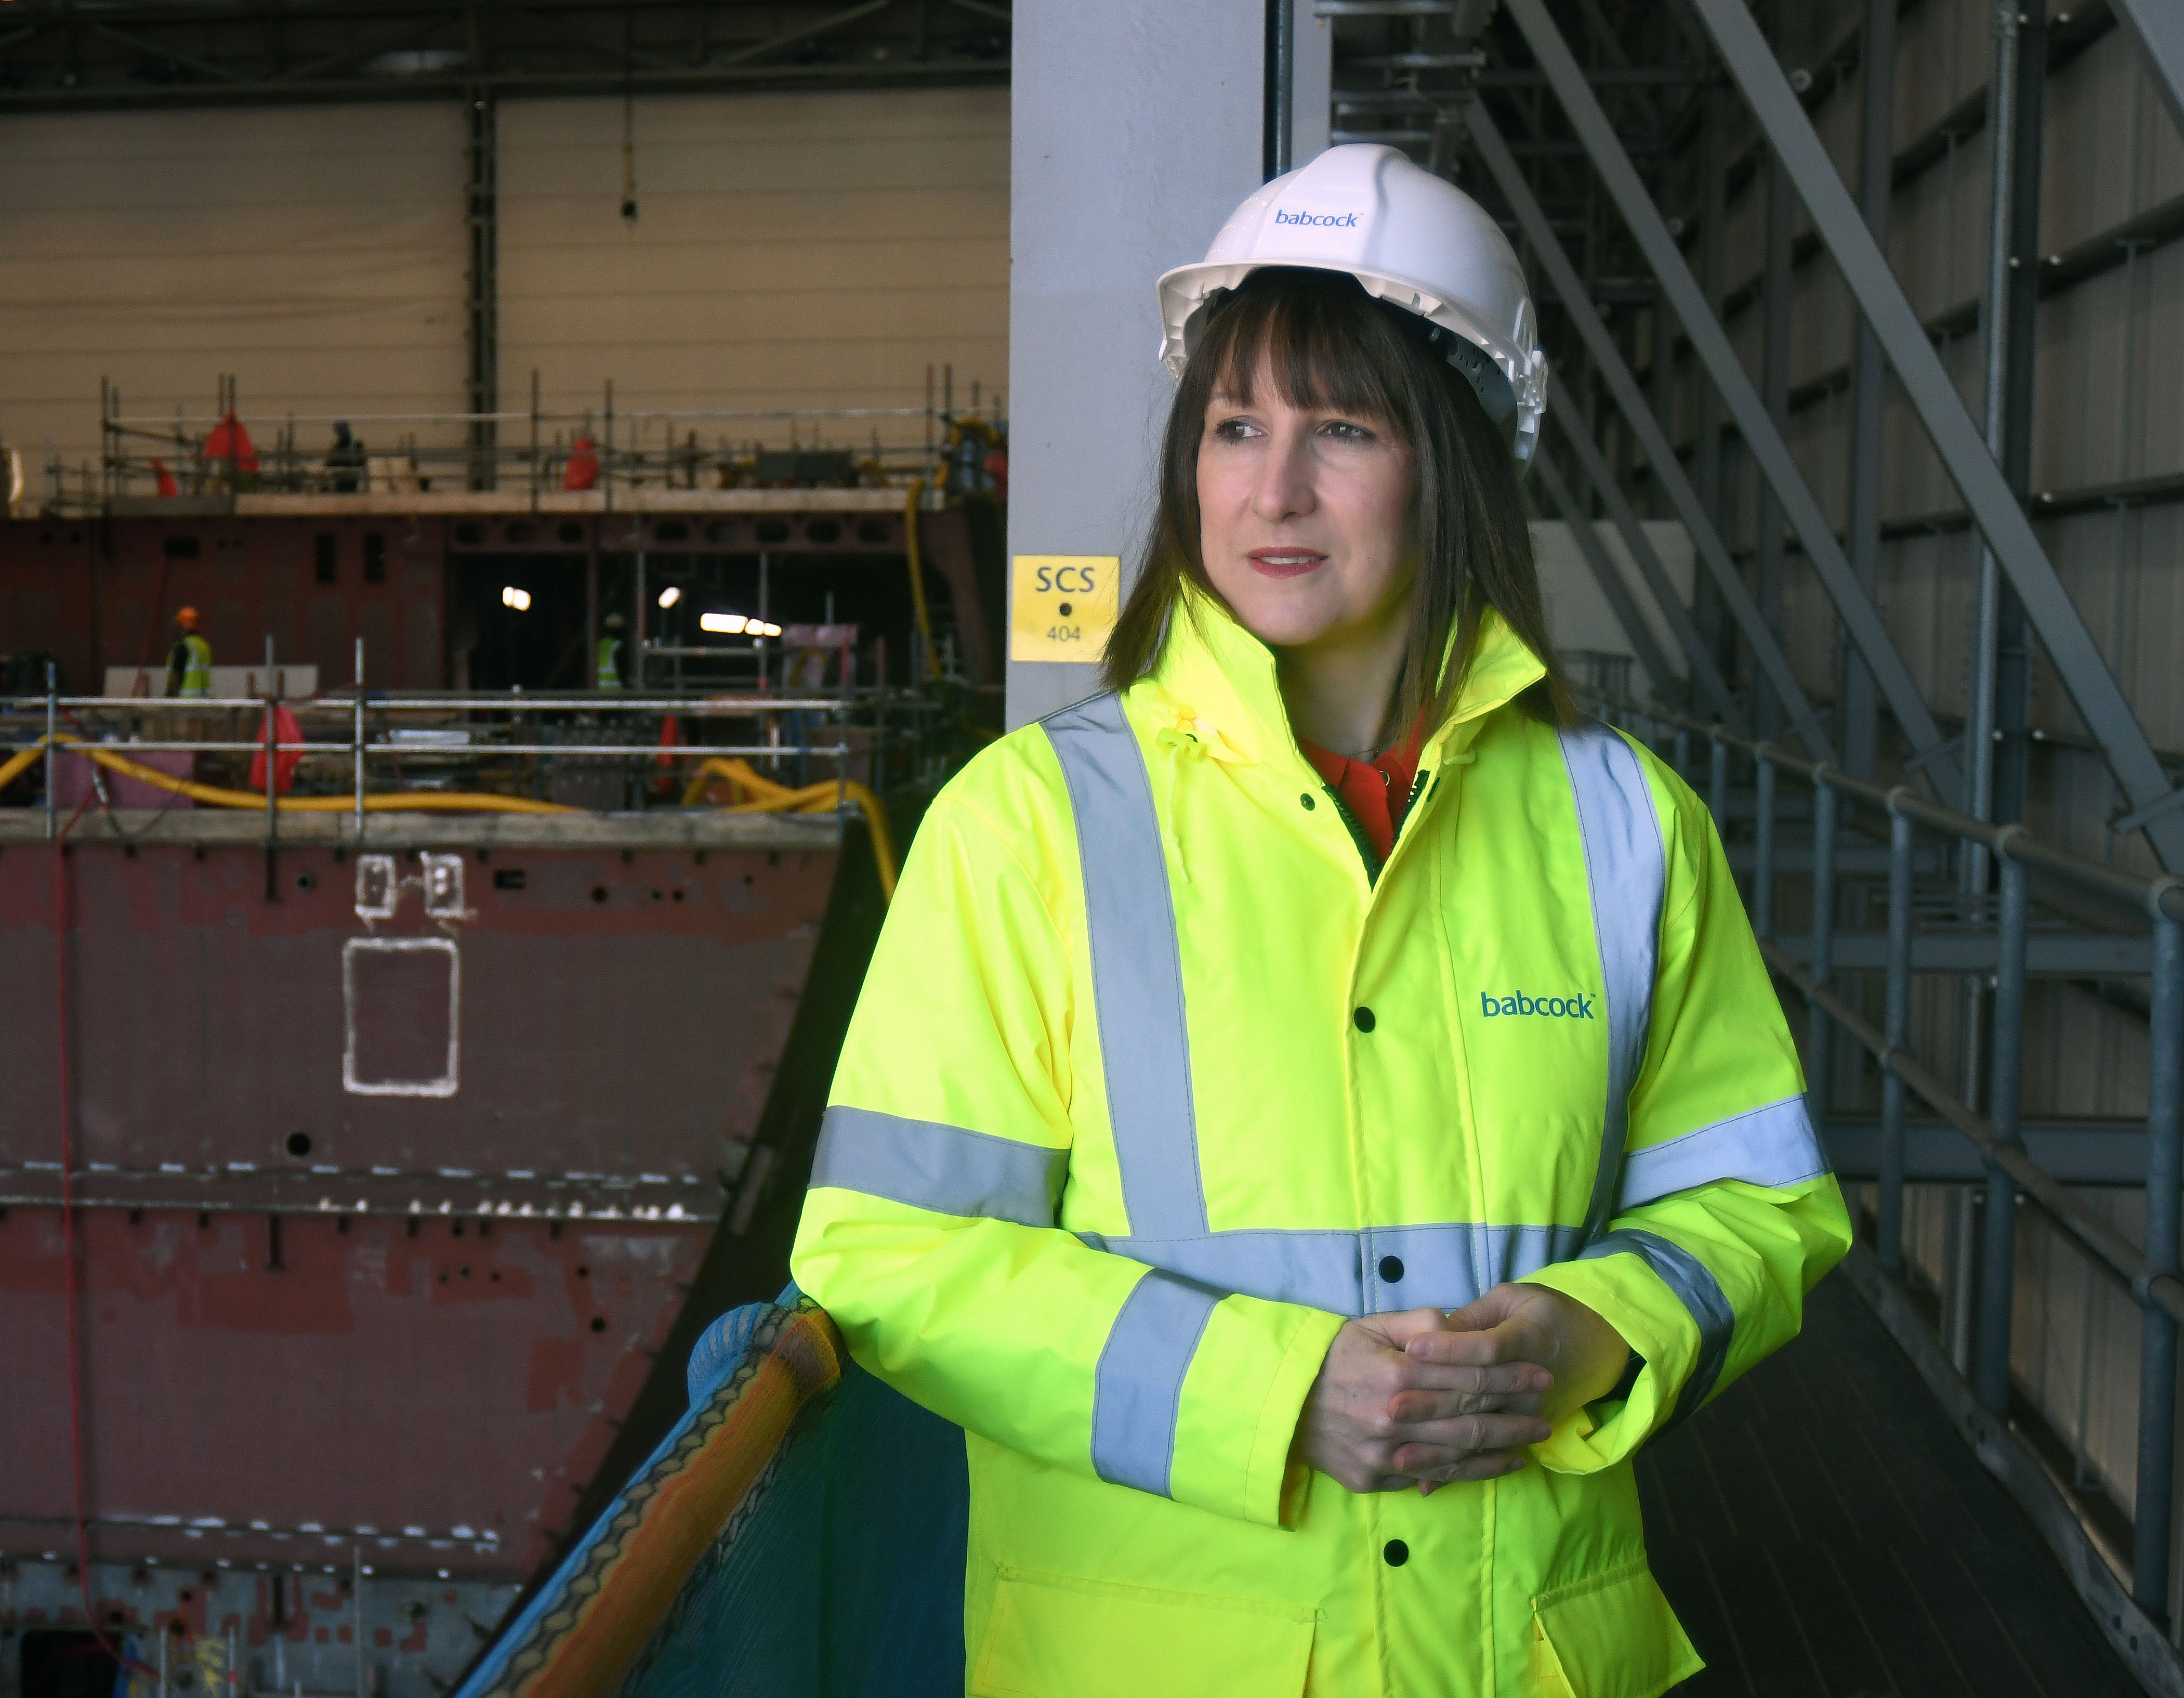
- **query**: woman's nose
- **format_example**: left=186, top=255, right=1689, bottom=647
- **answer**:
left=1251, top=432, right=1317, bottom=521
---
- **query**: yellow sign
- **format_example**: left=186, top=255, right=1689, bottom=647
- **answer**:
left=1011, top=555, right=1121, bottom=662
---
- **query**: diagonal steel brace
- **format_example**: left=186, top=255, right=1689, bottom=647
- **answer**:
left=1550, top=415, right=1745, bottom=730
left=1683, top=0, right=2182, bottom=872
left=1460, top=93, right=1839, bottom=766
left=1530, top=446, right=1684, bottom=708
left=1485, top=9, right=1970, bottom=798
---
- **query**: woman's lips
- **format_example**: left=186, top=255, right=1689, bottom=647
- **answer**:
left=1246, top=548, right=1327, bottom=579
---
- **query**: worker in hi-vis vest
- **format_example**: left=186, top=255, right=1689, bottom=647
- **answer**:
left=793, top=145, right=1849, bottom=1698
left=166, top=606, right=213, bottom=699
left=596, top=610, right=626, bottom=691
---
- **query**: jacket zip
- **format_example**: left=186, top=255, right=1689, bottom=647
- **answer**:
left=1322, top=766, right=1437, bottom=887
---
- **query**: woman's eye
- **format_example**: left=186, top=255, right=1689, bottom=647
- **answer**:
left=1212, top=416, right=1264, bottom=441
left=1320, top=419, right=1375, bottom=443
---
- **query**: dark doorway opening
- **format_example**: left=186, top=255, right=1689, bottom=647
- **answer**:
left=20, top=1631, right=120, bottom=1698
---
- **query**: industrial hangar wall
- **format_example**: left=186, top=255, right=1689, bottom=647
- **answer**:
left=1637, top=0, right=2183, bottom=1597
left=0, top=87, right=1009, bottom=478
left=1663, top=0, right=2184, bottom=854
left=0, top=103, right=470, bottom=479
left=499, top=89, right=1008, bottom=455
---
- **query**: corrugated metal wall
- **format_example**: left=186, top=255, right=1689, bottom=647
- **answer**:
left=497, top=89, right=1009, bottom=459
left=0, top=105, right=469, bottom=485
left=0, top=87, right=1010, bottom=487
left=1649, top=0, right=2183, bottom=1613
left=1680, top=0, right=2184, bottom=836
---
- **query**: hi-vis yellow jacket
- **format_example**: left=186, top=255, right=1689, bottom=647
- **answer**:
left=792, top=587, right=1850, bottom=1698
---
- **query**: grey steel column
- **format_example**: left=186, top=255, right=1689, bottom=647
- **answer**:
left=1753, top=755, right=1777, bottom=937
left=1807, top=778, right=1837, bottom=1139
left=1531, top=450, right=1681, bottom=703
left=1478, top=23, right=1962, bottom=794
left=1462, top=99, right=1819, bottom=755
left=1754, top=0, right=1793, bottom=739
left=1840, top=0, right=1895, bottom=778
left=1006, top=0, right=1266, bottom=727
left=1977, top=851, right=2030, bottom=1416
left=1551, top=417, right=1744, bottom=728
left=1686, top=84, right=1721, bottom=669
left=1964, top=2, right=2020, bottom=872
left=1993, top=3, right=2046, bottom=830
left=1683, top=0, right=2184, bottom=873
left=2137, top=902, right=2183, bottom=1621
left=1265, top=0, right=1293, bottom=177
left=1879, top=802, right=1914, bottom=1276
left=1708, top=736, right=1728, bottom=836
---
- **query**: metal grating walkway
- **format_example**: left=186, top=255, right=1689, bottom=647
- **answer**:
left=1647, top=1271, right=2140, bottom=1697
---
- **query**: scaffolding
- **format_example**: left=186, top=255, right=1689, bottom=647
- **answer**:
left=60, top=367, right=1006, bottom=516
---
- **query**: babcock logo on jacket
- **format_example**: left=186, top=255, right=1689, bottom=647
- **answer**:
left=1273, top=208, right=1360, bottom=228
left=1480, top=991, right=1597, bottom=1020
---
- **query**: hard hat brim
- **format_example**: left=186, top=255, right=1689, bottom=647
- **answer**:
left=1155, top=257, right=1547, bottom=464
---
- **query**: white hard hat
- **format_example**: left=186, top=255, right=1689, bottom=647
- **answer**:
left=1157, top=143, right=1549, bottom=463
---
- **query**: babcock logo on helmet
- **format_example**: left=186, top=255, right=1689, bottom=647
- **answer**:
left=1273, top=208, right=1360, bottom=228
left=1480, top=991, right=1597, bottom=1020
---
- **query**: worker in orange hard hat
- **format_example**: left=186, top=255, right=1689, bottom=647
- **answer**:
left=167, top=607, right=213, bottom=699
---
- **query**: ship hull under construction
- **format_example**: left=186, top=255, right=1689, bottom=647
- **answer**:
left=0, top=803, right=892, bottom=1698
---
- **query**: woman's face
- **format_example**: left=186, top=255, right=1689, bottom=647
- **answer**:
left=1195, top=368, right=1418, bottom=654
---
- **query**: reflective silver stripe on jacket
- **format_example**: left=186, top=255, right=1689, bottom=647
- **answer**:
left=811, top=1105, right=1585, bottom=1312
left=1617, top=1095, right=1827, bottom=1213
left=1556, top=721, right=1667, bottom=1245
left=1044, top=693, right=1209, bottom=1239
left=1580, top=1227, right=1735, bottom=1423
left=1040, top=699, right=1677, bottom=1312
left=1091, top=1270, right=1221, bottom=1497
left=810, top=1105, right=1067, bottom=1226
left=1084, top=1222, right=1589, bottom=1318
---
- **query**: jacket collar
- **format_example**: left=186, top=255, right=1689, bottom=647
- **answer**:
left=1137, top=581, right=1548, bottom=776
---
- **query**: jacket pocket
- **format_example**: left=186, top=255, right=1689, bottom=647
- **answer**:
left=1528, top=1558, right=1703, bottom=1698
left=970, top=1566, right=1315, bottom=1698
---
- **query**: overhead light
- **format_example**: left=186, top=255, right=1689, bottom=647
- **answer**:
left=699, top=610, right=747, bottom=635
left=657, top=585, right=681, bottom=609
left=755, top=621, right=783, bottom=637
left=501, top=586, right=531, bottom=611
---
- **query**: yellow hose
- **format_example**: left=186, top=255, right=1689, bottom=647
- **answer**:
left=7, top=736, right=898, bottom=900
left=903, top=477, right=939, bottom=681
left=679, top=756, right=897, bottom=900
left=12, top=735, right=573, bottom=814
left=0, top=740, right=43, bottom=793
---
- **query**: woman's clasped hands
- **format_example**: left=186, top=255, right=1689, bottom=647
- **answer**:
left=1295, top=1284, right=1632, bottom=1496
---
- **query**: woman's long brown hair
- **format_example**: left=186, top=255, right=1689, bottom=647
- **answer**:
left=1101, top=267, right=1573, bottom=733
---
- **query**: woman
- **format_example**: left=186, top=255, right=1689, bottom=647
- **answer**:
left=793, top=145, right=1848, bottom=1698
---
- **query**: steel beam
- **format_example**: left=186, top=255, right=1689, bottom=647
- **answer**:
left=1531, top=447, right=1683, bottom=707
left=1770, top=928, right=2153, bottom=977
left=1548, top=415, right=1744, bottom=728
left=1825, top=1118, right=2155, bottom=1187
left=1498, top=0, right=1965, bottom=798
left=1754, top=0, right=1793, bottom=739
left=1840, top=0, right=1893, bottom=778
left=2110, top=0, right=2184, bottom=145
left=1992, top=3, right=2045, bottom=832
left=464, top=78, right=498, bottom=491
left=1685, top=0, right=2184, bottom=872
left=1461, top=98, right=1820, bottom=753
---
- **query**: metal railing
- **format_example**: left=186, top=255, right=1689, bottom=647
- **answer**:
left=4, top=640, right=955, bottom=847
left=72, top=370, right=1006, bottom=511
left=1600, top=693, right=2184, bottom=1622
